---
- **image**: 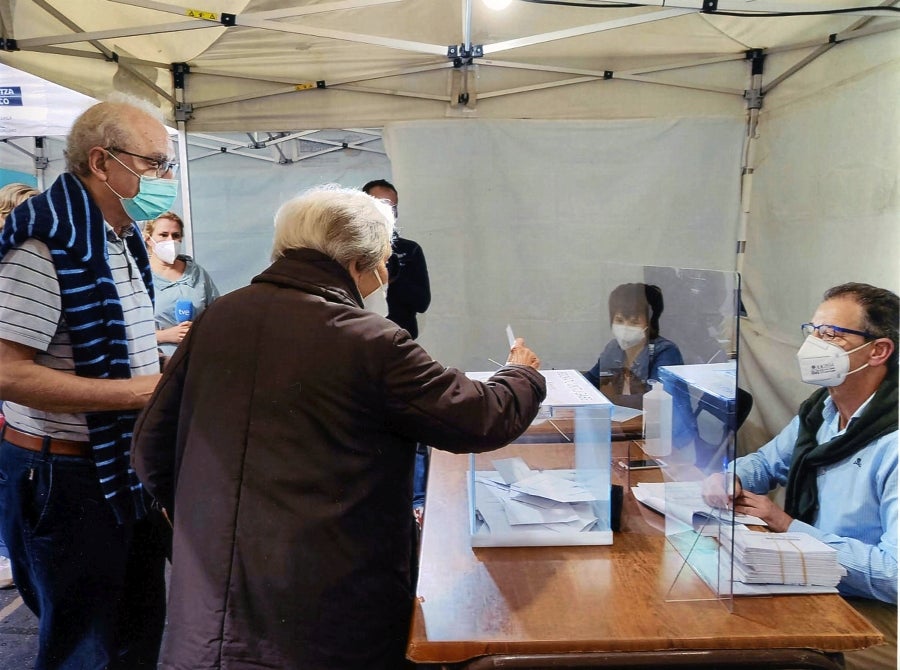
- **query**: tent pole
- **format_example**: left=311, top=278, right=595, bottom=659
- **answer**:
left=175, top=121, right=193, bottom=257
left=736, top=50, right=765, bottom=279
left=172, top=63, right=195, bottom=258
left=34, top=137, right=48, bottom=191
left=462, top=0, right=472, bottom=52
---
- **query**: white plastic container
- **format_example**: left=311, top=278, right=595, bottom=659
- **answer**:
left=642, top=379, right=673, bottom=457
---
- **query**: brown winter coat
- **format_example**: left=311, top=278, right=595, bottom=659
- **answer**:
left=132, top=248, right=546, bottom=670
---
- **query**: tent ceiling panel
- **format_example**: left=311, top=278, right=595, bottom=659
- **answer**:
left=2, top=0, right=897, bottom=130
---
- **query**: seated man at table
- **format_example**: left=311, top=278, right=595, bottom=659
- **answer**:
left=705, top=282, right=897, bottom=668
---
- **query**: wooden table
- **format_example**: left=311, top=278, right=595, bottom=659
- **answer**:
left=407, top=441, right=884, bottom=669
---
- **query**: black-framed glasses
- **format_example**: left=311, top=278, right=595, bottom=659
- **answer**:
left=801, top=323, right=874, bottom=342
left=106, top=146, right=179, bottom=178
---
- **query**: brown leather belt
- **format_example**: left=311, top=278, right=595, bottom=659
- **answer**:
left=1, top=425, right=92, bottom=457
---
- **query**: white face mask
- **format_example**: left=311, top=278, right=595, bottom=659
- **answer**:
left=612, top=323, right=646, bottom=351
left=362, top=269, right=389, bottom=317
left=796, top=335, right=872, bottom=387
left=151, top=239, right=181, bottom=264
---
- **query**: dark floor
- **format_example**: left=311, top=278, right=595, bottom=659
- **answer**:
left=0, top=586, right=38, bottom=669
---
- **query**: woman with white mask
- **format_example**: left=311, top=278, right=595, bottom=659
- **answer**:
left=144, top=211, right=220, bottom=358
left=584, top=282, right=684, bottom=408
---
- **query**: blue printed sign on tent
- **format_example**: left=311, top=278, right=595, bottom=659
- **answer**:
left=0, top=87, right=24, bottom=106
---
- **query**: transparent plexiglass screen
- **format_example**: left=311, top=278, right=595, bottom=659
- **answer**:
left=464, top=262, right=739, bottom=601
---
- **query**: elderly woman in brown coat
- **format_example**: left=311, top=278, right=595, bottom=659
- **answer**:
left=132, top=185, right=546, bottom=670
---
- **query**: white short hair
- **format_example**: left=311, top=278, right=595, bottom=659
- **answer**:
left=272, top=185, right=394, bottom=272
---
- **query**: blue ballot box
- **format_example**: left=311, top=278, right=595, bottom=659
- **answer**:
left=465, top=370, right=613, bottom=547
left=658, top=362, right=738, bottom=472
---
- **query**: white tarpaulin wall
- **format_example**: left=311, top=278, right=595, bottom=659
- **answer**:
left=1, top=1, right=898, bottom=449
left=738, top=29, right=899, bottom=450
left=186, top=132, right=391, bottom=293
left=382, top=117, right=744, bottom=373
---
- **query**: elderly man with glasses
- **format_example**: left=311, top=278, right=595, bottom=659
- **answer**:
left=705, top=282, right=898, bottom=668
left=0, top=94, right=176, bottom=669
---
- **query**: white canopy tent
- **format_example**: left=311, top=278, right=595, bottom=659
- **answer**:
left=0, top=61, right=96, bottom=188
left=1, top=0, right=898, bottom=450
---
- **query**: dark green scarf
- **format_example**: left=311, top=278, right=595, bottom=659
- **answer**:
left=785, top=373, right=898, bottom=524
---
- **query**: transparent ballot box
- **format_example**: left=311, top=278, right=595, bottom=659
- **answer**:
left=466, top=369, right=613, bottom=547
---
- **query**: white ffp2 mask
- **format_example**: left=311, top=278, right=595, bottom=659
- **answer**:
left=612, top=324, right=646, bottom=351
left=362, top=269, right=389, bottom=317
left=152, top=239, right=181, bottom=264
left=796, top=335, right=871, bottom=387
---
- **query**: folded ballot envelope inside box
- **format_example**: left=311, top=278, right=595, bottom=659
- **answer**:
left=657, top=362, right=737, bottom=472
left=465, top=369, right=612, bottom=547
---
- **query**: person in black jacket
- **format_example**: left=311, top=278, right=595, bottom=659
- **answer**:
left=362, top=179, right=431, bottom=339
left=362, top=179, right=433, bottom=522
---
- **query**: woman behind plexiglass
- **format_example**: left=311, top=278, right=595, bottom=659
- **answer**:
left=584, top=282, right=684, bottom=408
left=132, top=185, right=546, bottom=670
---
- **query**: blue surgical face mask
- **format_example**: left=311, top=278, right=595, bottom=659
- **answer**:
left=105, top=153, right=179, bottom=221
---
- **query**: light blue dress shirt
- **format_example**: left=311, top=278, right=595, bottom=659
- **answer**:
left=735, top=392, right=898, bottom=604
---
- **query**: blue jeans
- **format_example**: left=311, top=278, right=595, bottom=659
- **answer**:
left=413, top=443, right=429, bottom=508
left=0, top=436, right=167, bottom=670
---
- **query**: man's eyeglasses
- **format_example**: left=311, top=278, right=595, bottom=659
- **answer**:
left=106, top=147, right=179, bottom=178
left=801, top=323, right=874, bottom=342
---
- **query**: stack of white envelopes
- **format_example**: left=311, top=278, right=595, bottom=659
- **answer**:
left=726, top=525, right=846, bottom=587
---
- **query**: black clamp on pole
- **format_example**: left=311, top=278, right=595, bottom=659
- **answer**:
left=447, top=44, right=483, bottom=68
left=745, top=48, right=765, bottom=77
left=701, top=0, right=718, bottom=12
left=743, top=49, right=765, bottom=110
left=172, top=62, right=190, bottom=90
left=0, top=38, right=18, bottom=51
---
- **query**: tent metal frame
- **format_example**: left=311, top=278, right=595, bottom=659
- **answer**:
left=3, top=0, right=898, bottom=255
left=9, top=1, right=898, bottom=115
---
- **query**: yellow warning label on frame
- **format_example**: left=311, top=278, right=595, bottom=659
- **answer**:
left=295, top=83, right=316, bottom=91
left=186, top=9, right=219, bottom=21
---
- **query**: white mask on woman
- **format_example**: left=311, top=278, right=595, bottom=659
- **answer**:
left=796, top=335, right=872, bottom=387
left=152, top=239, right=181, bottom=264
left=612, top=324, right=646, bottom=351
left=363, top=269, right=389, bottom=317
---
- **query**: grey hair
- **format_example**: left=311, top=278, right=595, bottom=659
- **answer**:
left=65, top=92, right=166, bottom=176
left=272, top=185, right=394, bottom=273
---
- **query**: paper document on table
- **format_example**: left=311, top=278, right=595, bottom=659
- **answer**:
left=725, top=525, right=845, bottom=586
left=632, top=481, right=767, bottom=528
left=540, top=369, right=609, bottom=407
left=466, top=369, right=609, bottom=410
left=731, top=581, right=839, bottom=596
